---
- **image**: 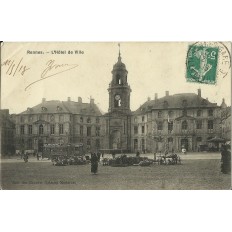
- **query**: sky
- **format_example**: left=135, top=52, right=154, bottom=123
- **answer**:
left=1, top=42, right=231, bottom=114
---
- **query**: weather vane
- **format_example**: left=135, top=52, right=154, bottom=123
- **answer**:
left=118, top=43, right=121, bottom=57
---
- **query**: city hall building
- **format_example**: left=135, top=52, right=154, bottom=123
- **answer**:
left=14, top=51, right=227, bottom=154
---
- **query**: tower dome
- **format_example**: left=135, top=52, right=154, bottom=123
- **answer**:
left=112, top=45, right=127, bottom=73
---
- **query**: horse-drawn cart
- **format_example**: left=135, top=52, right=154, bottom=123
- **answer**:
left=156, top=154, right=181, bottom=165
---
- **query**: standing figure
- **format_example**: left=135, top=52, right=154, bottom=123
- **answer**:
left=23, top=152, right=29, bottom=163
left=221, top=145, right=231, bottom=174
left=91, top=153, right=99, bottom=174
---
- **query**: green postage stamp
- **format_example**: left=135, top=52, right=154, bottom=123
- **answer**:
left=186, top=42, right=231, bottom=85
left=186, top=45, right=219, bottom=84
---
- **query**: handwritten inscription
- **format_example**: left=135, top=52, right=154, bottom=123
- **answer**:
left=1, top=58, right=30, bottom=77
left=25, top=60, right=78, bottom=90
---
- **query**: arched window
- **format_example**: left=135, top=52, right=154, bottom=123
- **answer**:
left=96, top=117, right=100, bottom=123
left=182, top=121, right=188, bottom=130
left=116, top=74, right=121, bottom=85
left=87, top=117, right=91, bottom=123
left=80, top=117, right=83, bottom=123
left=142, top=116, right=145, bottom=122
left=168, top=137, right=173, bottom=143
left=39, top=124, right=43, bottom=135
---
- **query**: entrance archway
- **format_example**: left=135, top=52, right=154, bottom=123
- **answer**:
left=110, top=130, right=121, bottom=149
left=181, top=138, right=188, bottom=151
left=38, top=139, right=44, bottom=153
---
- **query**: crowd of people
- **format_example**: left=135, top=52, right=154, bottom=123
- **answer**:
left=16, top=145, right=231, bottom=175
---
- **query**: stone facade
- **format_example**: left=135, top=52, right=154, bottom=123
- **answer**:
left=221, top=105, right=231, bottom=141
left=0, top=109, right=15, bottom=155
left=10, top=51, right=231, bottom=154
left=131, top=90, right=222, bottom=152
left=14, top=97, right=103, bottom=153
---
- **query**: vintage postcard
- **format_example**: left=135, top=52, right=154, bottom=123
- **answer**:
left=0, top=42, right=231, bottom=190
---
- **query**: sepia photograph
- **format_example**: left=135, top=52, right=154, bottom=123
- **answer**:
left=0, top=42, right=231, bottom=190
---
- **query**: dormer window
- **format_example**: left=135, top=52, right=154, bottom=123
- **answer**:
left=201, top=99, right=207, bottom=105
left=163, top=101, right=168, bottom=108
left=41, top=107, right=47, bottom=112
left=182, top=100, right=187, bottom=107
left=57, top=106, right=62, bottom=111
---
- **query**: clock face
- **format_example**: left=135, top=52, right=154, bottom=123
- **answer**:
left=115, top=95, right=121, bottom=100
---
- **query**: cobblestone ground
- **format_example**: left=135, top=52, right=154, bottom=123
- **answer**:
left=1, top=152, right=230, bottom=190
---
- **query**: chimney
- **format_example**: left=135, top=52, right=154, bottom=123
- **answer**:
left=78, top=97, right=82, bottom=103
left=67, top=97, right=71, bottom=101
left=221, top=98, right=227, bottom=108
left=42, top=98, right=46, bottom=103
left=147, top=97, right=151, bottom=101
left=198, top=89, right=201, bottom=97
left=154, top=93, right=158, bottom=100
left=90, top=98, right=95, bottom=104
left=165, top=91, right=169, bottom=96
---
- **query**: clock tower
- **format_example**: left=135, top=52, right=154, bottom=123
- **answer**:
left=108, top=47, right=131, bottom=113
left=103, top=45, right=132, bottom=151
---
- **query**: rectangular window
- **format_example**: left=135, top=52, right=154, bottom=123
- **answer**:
left=168, top=122, right=173, bottom=131
left=196, top=120, right=202, bottom=129
left=28, top=125, right=32, bottom=135
left=134, top=139, right=138, bottom=150
left=59, top=124, right=64, bottom=134
left=208, top=120, right=213, bottom=129
left=50, top=124, right=55, bottom=134
left=20, top=125, right=24, bottom=135
left=96, top=139, right=100, bottom=148
left=87, top=126, right=91, bottom=136
left=80, top=126, right=83, bottom=135
left=134, top=126, right=138, bottom=134
left=158, top=122, right=163, bottom=131
left=208, top=109, right=213, bottom=117
left=96, top=126, right=100, bottom=136
left=142, top=126, right=145, bottom=134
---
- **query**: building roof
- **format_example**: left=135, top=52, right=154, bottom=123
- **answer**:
left=134, top=93, right=218, bottom=114
left=20, top=100, right=103, bottom=116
